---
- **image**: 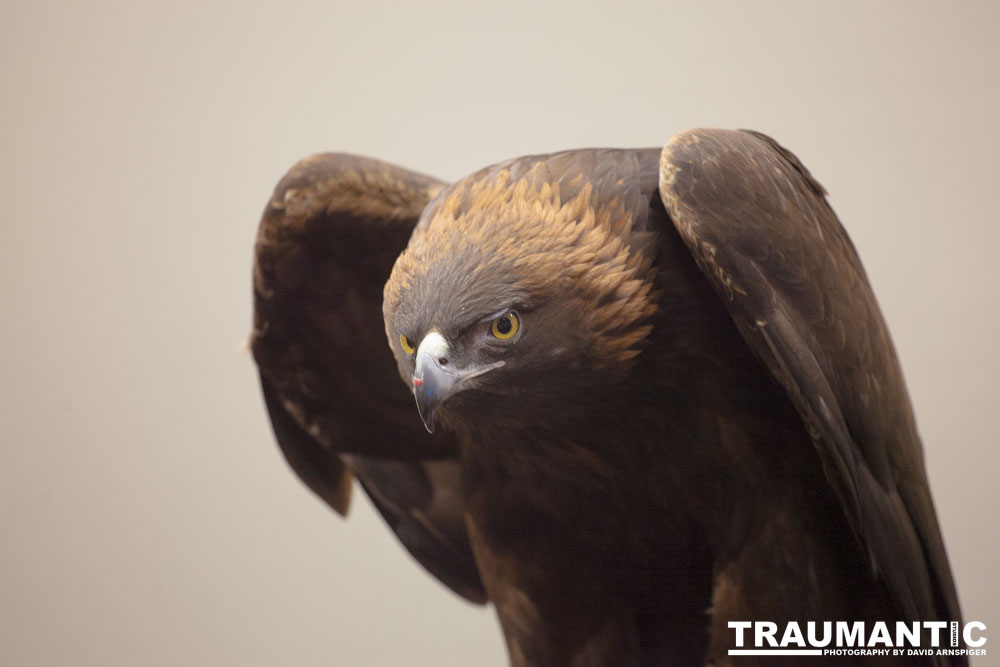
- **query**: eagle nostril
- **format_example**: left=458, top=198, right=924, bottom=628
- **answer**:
left=438, top=357, right=448, bottom=366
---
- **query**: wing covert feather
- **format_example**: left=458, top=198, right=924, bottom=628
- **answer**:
left=658, top=129, right=961, bottom=626
left=251, top=153, right=486, bottom=602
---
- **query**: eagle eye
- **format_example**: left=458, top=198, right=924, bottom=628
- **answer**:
left=400, top=334, right=416, bottom=355
left=490, top=311, right=520, bottom=340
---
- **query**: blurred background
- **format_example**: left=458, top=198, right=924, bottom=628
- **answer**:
left=1, top=1, right=997, bottom=665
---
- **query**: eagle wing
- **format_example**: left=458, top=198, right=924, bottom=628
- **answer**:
left=658, top=128, right=961, bottom=625
left=251, top=153, right=486, bottom=603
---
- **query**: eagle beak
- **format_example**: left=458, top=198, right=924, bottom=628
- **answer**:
left=413, top=332, right=459, bottom=433
left=411, top=331, right=505, bottom=433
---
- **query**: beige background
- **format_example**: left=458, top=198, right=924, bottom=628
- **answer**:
left=1, top=1, right=997, bottom=665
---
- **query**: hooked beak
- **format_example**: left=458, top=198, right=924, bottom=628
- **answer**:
left=411, top=331, right=504, bottom=433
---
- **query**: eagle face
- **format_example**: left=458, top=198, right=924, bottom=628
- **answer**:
left=382, top=155, right=659, bottom=436
left=388, top=303, right=525, bottom=435
left=383, top=242, right=590, bottom=436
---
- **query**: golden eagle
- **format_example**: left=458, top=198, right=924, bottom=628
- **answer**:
left=251, top=129, right=963, bottom=665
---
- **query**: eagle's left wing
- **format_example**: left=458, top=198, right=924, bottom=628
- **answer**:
left=657, top=128, right=961, bottom=630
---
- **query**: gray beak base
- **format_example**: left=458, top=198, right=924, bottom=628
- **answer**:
left=410, top=331, right=506, bottom=434
left=413, top=359, right=460, bottom=434
left=412, top=332, right=456, bottom=434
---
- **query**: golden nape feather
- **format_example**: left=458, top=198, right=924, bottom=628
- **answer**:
left=387, top=151, right=660, bottom=374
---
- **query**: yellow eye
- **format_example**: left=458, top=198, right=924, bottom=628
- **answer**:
left=490, top=311, right=520, bottom=340
left=400, top=334, right=416, bottom=355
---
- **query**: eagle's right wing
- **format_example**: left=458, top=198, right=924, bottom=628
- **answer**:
left=252, top=153, right=486, bottom=603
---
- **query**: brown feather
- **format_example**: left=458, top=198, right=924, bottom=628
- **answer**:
left=660, top=129, right=961, bottom=630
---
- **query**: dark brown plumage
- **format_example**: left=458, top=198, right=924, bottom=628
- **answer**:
left=251, top=130, right=963, bottom=666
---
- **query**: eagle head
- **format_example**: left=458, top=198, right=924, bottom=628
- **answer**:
left=382, top=151, right=659, bottom=435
